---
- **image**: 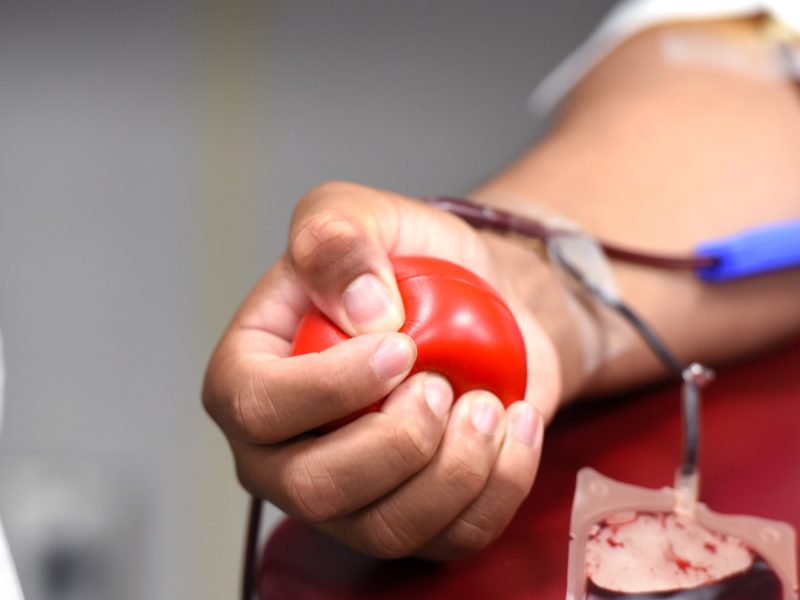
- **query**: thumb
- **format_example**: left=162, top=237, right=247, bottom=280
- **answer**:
left=287, top=182, right=406, bottom=336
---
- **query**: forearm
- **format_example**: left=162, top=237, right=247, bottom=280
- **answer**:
left=473, top=20, right=800, bottom=399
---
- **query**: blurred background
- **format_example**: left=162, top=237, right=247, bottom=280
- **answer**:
left=0, top=1, right=615, bottom=598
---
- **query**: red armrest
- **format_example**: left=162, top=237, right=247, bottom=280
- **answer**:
left=260, top=339, right=800, bottom=599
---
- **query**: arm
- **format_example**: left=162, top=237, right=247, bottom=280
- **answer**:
left=203, top=19, right=800, bottom=560
left=473, top=18, right=800, bottom=398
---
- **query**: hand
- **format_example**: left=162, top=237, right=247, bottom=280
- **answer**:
left=202, top=181, right=563, bottom=559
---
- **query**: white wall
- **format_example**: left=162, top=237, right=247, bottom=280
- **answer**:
left=0, top=1, right=613, bottom=598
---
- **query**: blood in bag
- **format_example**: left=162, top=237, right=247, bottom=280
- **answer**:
left=566, top=469, right=798, bottom=600
left=583, top=511, right=782, bottom=599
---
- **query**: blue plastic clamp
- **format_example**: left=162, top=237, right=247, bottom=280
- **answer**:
left=695, top=220, right=800, bottom=283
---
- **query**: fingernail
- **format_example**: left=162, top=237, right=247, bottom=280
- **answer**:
left=372, top=334, right=416, bottom=379
left=470, top=395, right=501, bottom=436
left=510, top=402, right=541, bottom=445
left=424, top=375, right=453, bottom=418
left=343, top=274, right=404, bottom=333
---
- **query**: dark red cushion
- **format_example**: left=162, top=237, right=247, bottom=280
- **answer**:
left=259, top=339, right=800, bottom=599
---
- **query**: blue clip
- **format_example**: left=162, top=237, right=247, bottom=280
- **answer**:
left=696, top=220, right=800, bottom=283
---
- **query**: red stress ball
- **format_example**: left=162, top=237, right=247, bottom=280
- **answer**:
left=291, top=255, right=528, bottom=432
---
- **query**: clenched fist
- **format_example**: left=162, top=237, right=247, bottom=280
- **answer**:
left=202, top=181, right=563, bottom=559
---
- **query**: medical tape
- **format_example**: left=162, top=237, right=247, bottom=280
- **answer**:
left=472, top=194, right=634, bottom=376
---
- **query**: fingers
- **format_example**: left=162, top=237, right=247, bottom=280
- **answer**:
left=288, top=182, right=406, bottom=335
left=321, top=390, right=510, bottom=558
left=286, top=181, right=485, bottom=337
left=230, top=373, right=454, bottom=522
left=417, top=401, right=544, bottom=559
left=201, top=180, right=553, bottom=561
left=204, top=331, right=417, bottom=444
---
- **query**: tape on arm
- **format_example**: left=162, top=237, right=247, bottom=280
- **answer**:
left=472, top=194, right=634, bottom=376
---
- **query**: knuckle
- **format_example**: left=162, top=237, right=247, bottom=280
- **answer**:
left=282, top=455, right=348, bottom=524
left=302, top=180, right=365, bottom=204
left=501, top=470, right=534, bottom=501
left=441, top=514, right=500, bottom=556
left=234, top=366, right=284, bottom=443
left=361, top=507, right=421, bottom=559
left=233, top=457, right=260, bottom=497
left=201, top=351, right=232, bottom=422
left=387, top=421, right=436, bottom=472
left=441, top=454, right=489, bottom=498
left=289, top=209, right=364, bottom=277
left=296, top=352, right=360, bottom=417
left=201, top=370, right=219, bottom=420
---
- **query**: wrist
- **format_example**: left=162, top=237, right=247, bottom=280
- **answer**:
left=475, top=224, right=587, bottom=419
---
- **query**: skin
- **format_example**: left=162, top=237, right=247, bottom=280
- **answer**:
left=203, top=20, right=800, bottom=560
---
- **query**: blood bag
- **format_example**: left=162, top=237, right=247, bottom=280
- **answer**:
left=566, top=468, right=798, bottom=600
